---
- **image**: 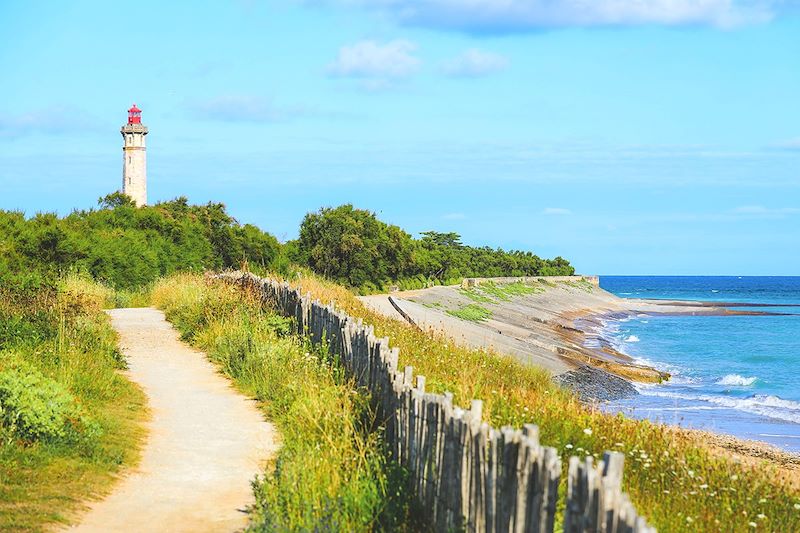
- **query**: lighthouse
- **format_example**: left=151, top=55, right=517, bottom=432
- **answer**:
left=120, top=104, right=148, bottom=206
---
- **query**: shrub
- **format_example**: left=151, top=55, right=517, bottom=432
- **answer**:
left=0, top=363, right=101, bottom=447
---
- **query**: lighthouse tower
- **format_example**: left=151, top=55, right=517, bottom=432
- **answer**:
left=120, top=104, right=148, bottom=206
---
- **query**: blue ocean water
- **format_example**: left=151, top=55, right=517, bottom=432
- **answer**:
left=598, top=276, right=800, bottom=452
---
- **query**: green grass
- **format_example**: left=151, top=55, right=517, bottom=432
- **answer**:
left=460, top=281, right=543, bottom=304
left=151, top=274, right=416, bottom=531
left=562, top=279, right=595, bottom=293
left=446, top=303, right=492, bottom=322
left=0, top=275, right=147, bottom=531
left=458, top=288, right=497, bottom=304
left=288, top=272, right=800, bottom=533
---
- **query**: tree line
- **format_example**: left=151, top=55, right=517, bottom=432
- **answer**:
left=0, top=196, right=574, bottom=292
left=290, top=204, right=574, bottom=291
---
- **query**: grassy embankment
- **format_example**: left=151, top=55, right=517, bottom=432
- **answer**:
left=284, top=273, right=800, bottom=532
left=0, top=275, right=147, bottom=531
left=151, top=274, right=416, bottom=531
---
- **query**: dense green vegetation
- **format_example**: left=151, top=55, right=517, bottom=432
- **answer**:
left=1, top=198, right=573, bottom=295
left=151, top=274, right=415, bottom=531
left=0, top=193, right=281, bottom=291
left=292, top=204, right=574, bottom=291
left=0, top=275, right=146, bottom=530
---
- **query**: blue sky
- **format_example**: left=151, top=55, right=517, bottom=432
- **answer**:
left=1, top=1, right=799, bottom=275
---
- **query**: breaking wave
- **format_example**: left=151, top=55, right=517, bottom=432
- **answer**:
left=715, top=374, right=757, bottom=387
left=640, top=390, right=800, bottom=424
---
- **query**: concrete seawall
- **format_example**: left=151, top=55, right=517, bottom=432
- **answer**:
left=461, top=275, right=600, bottom=289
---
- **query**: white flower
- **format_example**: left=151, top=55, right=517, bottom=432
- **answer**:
left=699, top=484, right=709, bottom=489
left=759, top=498, right=767, bottom=504
left=686, top=516, right=694, bottom=523
left=731, top=474, right=739, bottom=481
left=795, top=503, right=800, bottom=510
left=749, top=522, right=757, bottom=528
left=757, top=514, right=766, bottom=520
left=687, top=470, right=695, bottom=478
left=565, top=444, right=574, bottom=449
left=583, top=428, right=593, bottom=436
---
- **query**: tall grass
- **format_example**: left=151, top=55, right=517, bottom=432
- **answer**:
left=0, top=275, right=146, bottom=531
left=150, top=274, right=416, bottom=531
left=285, top=272, right=800, bottom=532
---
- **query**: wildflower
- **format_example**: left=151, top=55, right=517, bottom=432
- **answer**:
left=749, top=522, right=757, bottom=528
left=759, top=498, right=767, bottom=504
left=663, top=490, right=670, bottom=494
left=795, top=503, right=800, bottom=510
left=686, top=517, right=694, bottom=524
left=699, top=484, right=709, bottom=489
left=583, top=428, right=593, bottom=436
left=757, top=514, right=766, bottom=520
left=565, top=444, right=574, bottom=449
left=731, top=474, right=739, bottom=481
left=687, top=470, right=694, bottom=478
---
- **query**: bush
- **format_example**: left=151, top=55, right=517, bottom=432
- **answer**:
left=0, top=363, right=101, bottom=447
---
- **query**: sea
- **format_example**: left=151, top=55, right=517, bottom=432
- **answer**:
left=598, top=276, right=800, bottom=453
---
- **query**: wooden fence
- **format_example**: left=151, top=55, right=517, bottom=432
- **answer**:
left=222, top=272, right=655, bottom=533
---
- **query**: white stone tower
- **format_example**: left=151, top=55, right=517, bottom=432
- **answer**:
left=120, top=104, right=148, bottom=206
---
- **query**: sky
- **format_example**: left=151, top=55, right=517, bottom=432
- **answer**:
left=1, top=0, right=799, bottom=275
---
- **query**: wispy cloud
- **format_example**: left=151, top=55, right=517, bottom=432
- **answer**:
left=542, top=207, right=572, bottom=216
left=732, top=205, right=800, bottom=216
left=189, top=95, right=308, bottom=122
left=441, top=49, right=509, bottom=78
left=327, top=39, right=420, bottom=89
left=314, top=0, right=779, bottom=33
left=0, top=105, right=99, bottom=138
left=775, top=138, right=800, bottom=150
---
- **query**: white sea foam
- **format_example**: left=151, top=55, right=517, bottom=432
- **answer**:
left=639, top=390, right=800, bottom=424
left=624, top=335, right=640, bottom=343
left=716, top=374, right=757, bottom=387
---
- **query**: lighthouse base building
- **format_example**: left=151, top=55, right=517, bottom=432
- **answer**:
left=121, top=104, right=148, bottom=206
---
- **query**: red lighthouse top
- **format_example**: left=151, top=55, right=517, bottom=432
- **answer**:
left=127, top=104, right=142, bottom=124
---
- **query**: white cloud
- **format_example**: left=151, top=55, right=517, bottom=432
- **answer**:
left=0, top=106, right=99, bottom=138
left=542, top=207, right=572, bottom=216
left=319, top=0, right=778, bottom=32
left=327, top=40, right=420, bottom=85
left=441, top=48, right=509, bottom=77
left=776, top=138, right=800, bottom=150
left=733, top=205, right=800, bottom=215
left=190, top=95, right=307, bottom=122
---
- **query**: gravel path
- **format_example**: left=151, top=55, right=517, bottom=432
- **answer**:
left=69, top=308, right=277, bottom=533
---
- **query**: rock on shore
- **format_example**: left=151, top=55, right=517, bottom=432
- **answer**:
left=553, top=366, right=639, bottom=402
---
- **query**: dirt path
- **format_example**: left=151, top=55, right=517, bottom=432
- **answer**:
left=69, top=308, right=277, bottom=533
